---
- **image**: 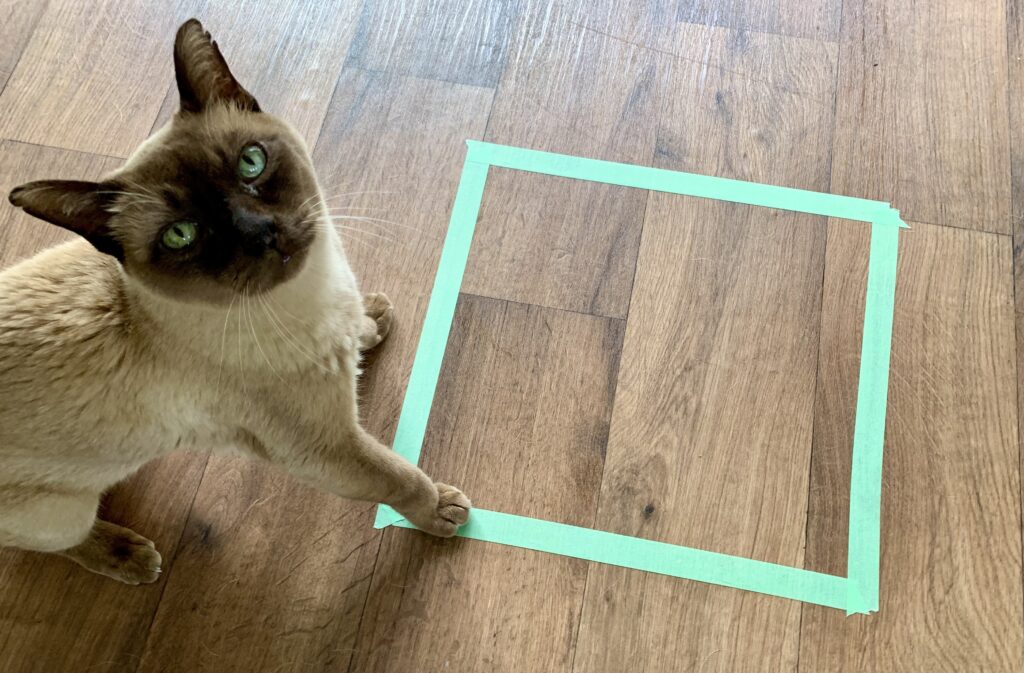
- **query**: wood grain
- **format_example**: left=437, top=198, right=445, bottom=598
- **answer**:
left=138, top=459, right=380, bottom=673
left=800, top=222, right=1023, bottom=671
left=677, top=0, right=841, bottom=40
left=345, top=0, right=521, bottom=89
left=148, top=0, right=360, bottom=146
left=136, top=71, right=493, bottom=673
left=573, top=24, right=837, bottom=672
left=0, top=0, right=47, bottom=96
left=0, top=454, right=208, bottom=673
left=0, top=0, right=200, bottom=157
left=352, top=293, right=624, bottom=672
left=0, top=1, right=1022, bottom=671
left=461, top=10, right=668, bottom=318
left=830, top=0, right=1011, bottom=233
left=1011, top=2, right=1024, bottom=667
left=544, top=0, right=680, bottom=51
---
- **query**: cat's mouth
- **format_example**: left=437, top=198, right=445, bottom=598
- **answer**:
left=239, top=221, right=315, bottom=294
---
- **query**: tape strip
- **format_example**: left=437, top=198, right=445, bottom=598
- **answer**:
left=845, top=222, right=900, bottom=615
left=375, top=141, right=903, bottom=614
left=390, top=508, right=848, bottom=610
left=466, top=141, right=908, bottom=228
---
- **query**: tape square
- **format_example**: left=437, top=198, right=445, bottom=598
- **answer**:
left=375, top=141, right=904, bottom=614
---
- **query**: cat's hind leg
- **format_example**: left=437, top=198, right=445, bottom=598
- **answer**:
left=60, top=520, right=162, bottom=585
left=358, top=292, right=394, bottom=351
left=0, top=491, right=161, bottom=585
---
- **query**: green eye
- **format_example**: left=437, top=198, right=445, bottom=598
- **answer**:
left=238, top=144, right=267, bottom=180
left=162, top=221, right=198, bottom=249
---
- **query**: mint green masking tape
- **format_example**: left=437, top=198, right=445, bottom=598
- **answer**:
left=845, top=222, right=900, bottom=615
left=391, top=508, right=848, bottom=609
left=376, top=140, right=904, bottom=613
left=466, top=140, right=908, bottom=228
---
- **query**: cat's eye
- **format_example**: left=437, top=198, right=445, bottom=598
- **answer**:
left=238, top=144, right=267, bottom=180
left=162, top=221, right=198, bottom=250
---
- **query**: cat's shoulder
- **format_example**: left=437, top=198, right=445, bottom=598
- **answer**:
left=0, top=239, right=129, bottom=332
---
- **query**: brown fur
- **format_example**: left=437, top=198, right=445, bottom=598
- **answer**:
left=0, top=19, right=469, bottom=583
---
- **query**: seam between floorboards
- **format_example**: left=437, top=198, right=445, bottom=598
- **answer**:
left=133, top=452, right=212, bottom=673
left=798, top=0, right=846, bottom=666
left=1003, top=0, right=1024, bottom=667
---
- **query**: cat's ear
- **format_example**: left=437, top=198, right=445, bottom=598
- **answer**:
left=173, top=19, right=259, bottom=114
left=8, top=181, right=123, bottom=260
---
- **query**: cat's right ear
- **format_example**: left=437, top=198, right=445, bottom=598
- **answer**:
left=174, top=18, right=259, bottom=114
left=8, top=181, right=122, bottom=260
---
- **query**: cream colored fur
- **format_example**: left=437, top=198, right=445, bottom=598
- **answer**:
left=0, top=134, right=470, bottom=585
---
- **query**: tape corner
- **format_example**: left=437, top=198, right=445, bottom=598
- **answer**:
left=373, top=505, right=406, bottom=529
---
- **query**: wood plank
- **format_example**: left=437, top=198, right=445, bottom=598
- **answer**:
left=0, top=0, right=200, bottom=158
left=0, top=139, right=210, bottom=673
left=677, top=0, right=841, bottom=41
left=830, top=0, right=1010, bottom=233
left=0, top=0, right=48, bottom=97
left=148, top=1, right=360, bottom=146
left=461, top=10, right=668, bottom=319
left=138, top=71, right=493, bottom=673
left=345, top=0, right=520, bottom=89
left=799, top=222, right=1023, bottom=670
left=1008, top=8, right=1024, bottom=670
left=573, top=24, right=837, bottom=672
left=0, top=455, right=208, bottom=673
left=543, top=0, right=680, bottom=51
left=353, top=293, right=624, bottom=672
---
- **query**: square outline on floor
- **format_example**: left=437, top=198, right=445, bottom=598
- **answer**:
left=374, top=141, right=906, bottom=615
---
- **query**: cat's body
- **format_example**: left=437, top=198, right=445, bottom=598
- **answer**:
left=0, top=20, right=469, bottom=583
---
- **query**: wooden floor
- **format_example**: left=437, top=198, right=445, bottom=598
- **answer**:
left=0, top=0, right=1021, bottom=671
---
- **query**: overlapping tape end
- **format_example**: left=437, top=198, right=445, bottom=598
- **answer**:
left=374, top=504, right=405, bottom=529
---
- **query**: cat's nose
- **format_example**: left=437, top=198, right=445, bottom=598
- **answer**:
left=233, top=208, right=277, bottom=255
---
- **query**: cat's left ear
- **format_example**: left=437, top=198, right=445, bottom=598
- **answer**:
left=8, top=180, right=123, bottom=260
left=174, top=19, right=260, bottom=114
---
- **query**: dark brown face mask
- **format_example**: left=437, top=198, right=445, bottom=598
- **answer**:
left=8, top=18, right=323, bottom=305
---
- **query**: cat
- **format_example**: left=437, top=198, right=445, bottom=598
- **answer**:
left=0, top=19, right=470, bottom=584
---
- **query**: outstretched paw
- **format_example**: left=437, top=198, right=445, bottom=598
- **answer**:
left=359, top=292, right=394, bottom=351
left=417, top=483, right=471, bottom=538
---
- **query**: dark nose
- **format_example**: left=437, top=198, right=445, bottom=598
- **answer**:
left=233, top=208, right=277, bottom=255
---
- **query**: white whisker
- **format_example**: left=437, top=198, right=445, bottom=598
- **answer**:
left=258, top=294, right=332, bottom=374
left=244, top=286, right=285, bottom=384
left=215, top=293, right=237, bottom=396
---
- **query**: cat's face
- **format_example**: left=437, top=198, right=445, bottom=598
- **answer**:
left=111, top=106, right=321, bottom=302
left=8, top=19, right=322, bottom=304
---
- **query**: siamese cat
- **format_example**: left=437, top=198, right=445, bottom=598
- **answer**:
left=0, top=19, right=470, bottom=584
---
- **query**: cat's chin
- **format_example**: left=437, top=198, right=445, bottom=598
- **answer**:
left=242, top=244, right=312, bottom=296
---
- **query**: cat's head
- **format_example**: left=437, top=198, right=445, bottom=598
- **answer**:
left=8, top=19, right=323, bottom=304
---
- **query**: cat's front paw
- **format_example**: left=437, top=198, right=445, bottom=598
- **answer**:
left=417, top=483, right=471, bottom=538
left=359, top=292, right=394, bottom=350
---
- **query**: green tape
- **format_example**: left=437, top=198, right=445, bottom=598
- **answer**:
left=388, top=508, right=847, bottom=609
left=845, top=223, right=900, bottom=615
left=376, top=141, right=904, bottom=614
left=466, top=141, right=908, bottom=228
